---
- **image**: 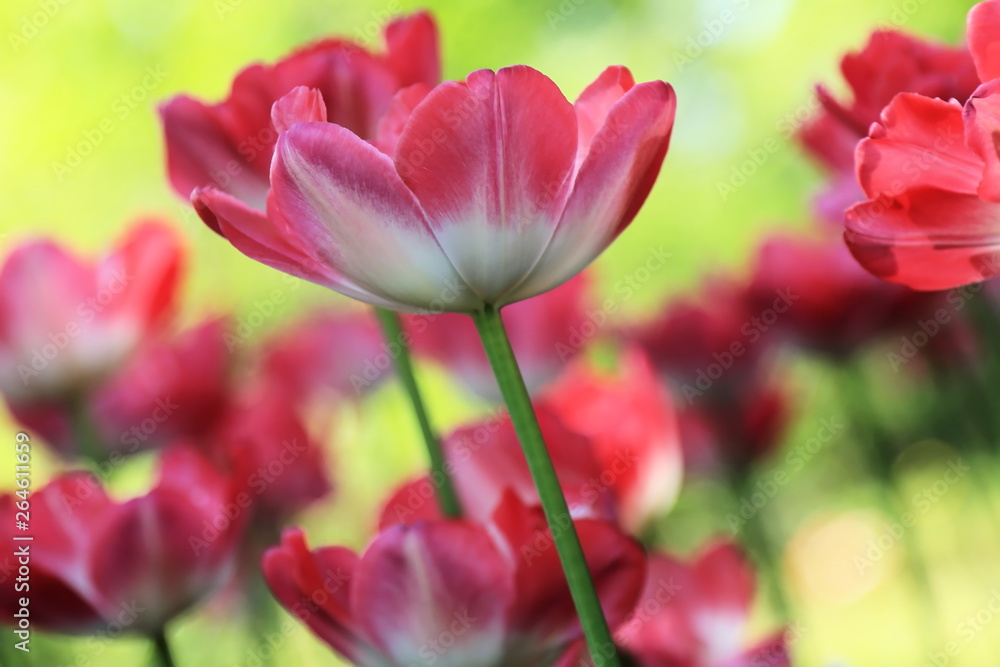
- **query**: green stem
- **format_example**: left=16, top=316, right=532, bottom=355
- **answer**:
left=68, top=396, right=105, bottom=463
left=151, top=629, right=177, bottom=667
left=374, top=308, right=462, bottom=518
left=472, top=306, right=619, bottom=666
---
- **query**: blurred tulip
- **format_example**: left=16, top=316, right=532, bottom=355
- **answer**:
left=0, top=221, right=183, bottom=405
left=8, top=318, right=232, bottom=460
left=845, top=1, right=1000, bottom=289
left=161, top=12, right=440, bottom=209
left=193, top=64, right=675, bottom=312
left=378, top=404, right=616, bottom=527
left=260, top=308, right=388, bottom=401
left=799, top=28, right=978, bottom=224
left=544, top=348, right=683, bottom=534
left=613, top=542, right=789, bottom=667
left=403, top=274, right=591, bottom=400
left=264, top=492, right=646, bottom=666
left=0, top=446, right=242, bottom=636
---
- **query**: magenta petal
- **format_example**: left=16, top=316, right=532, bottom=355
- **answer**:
left=965, top=80, right=1000, bottom=202
left=271, top=86, right=328, bottom=133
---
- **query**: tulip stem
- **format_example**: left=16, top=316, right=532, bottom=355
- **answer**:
left=374, top=308, right=462, bottom=518
left=472, top=305, right=620, bottom=666
left=151, top=629, right=177, bottom=667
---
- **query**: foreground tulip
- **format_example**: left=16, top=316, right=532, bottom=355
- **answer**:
left=0, top=221, right=183, bottom=406
left=194, top=65, right=675, bottom=312
left=264, top=492, right=646, bottom=667
left=0, top=446, right=242, bottom=656
left=161, top=12, right=439, bottom=209
left=544, top=349, right=683, bottom=534
left=845, top=0, right=1000, bottom=290
left=403, top=274, right=591, bottom=399
left=614, top=543, right=789, bottom=666
left=799, top=29, right=978, bottom=224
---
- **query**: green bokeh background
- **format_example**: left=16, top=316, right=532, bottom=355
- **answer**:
left=2, top=0, right=999, bottom=665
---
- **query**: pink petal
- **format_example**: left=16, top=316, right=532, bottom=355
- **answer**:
left=271, top=122, right=478, bottom=311
left=159, top=96, right=271, bottom=207
left=574, top=65, right=636, bottom=159
left=263, top=529, right=377, bottom=664
left=353, top=522, right=512, bottom=665
left=846, top=188, right=1000, bottom=290
left=968, top=0, right=1000, bottom=83
left=394, top=66, right=579, bottom=302
left=965, top=80, right=1000, bottom=202
left=271, top=86, right=328, bottom=133
left=856, top=93, right=981, bottom=199
left=383, top=11, right=441, bottom=88
left=374, top=83, right=432, bottom=156
left=101, top=220, right=184, bottom=331
left=515, top=80, right=676, bottom=303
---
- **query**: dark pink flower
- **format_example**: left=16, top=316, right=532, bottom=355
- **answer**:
left=845, top=1, right=1000, bottom=290
left=0, top=446, right=243, bottom=635
left=0, top=221, right=184, bottom=404
left=264, top=492, right=646, bottom=666
left=160, top=12, right=440, bottom=209
left=403, top=273, right=591, bottom=400
left=193, top=64, right=675, bottom=311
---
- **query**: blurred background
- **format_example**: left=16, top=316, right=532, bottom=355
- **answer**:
left=1, top=0, right=997, bottom=665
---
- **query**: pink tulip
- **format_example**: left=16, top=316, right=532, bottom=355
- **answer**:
left=0, top=446, right=243, bottom=635
left=0, top=221, right=184, bottom=405
left=264, top=492, right=646, bottom=666
left=193, top=64, right=675, bottom=312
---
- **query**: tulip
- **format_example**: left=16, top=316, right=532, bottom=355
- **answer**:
left=403, top=273, right=591, bottom=400
left=0, top=221, right=183, bottom=406
left=193, top=65, right=675, bottom=312
left=0, top=446, right=243, bottom=640
left=160, top=12, right=440, bottom=210
left=845, top=0, right=1000, bottom=290
left=799, top=29, right=978, bottom=225
left=264, top=492, right=646, bottom=667
left=544, top=348, right=683, bottom=534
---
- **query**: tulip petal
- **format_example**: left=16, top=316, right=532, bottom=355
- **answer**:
left=395, top=66, right=578, bottom=302
left=968, top=0, right=1000, bottom=83
left=514, top=80, right=676, bottom=304
left=271, top=122, right=479, bottom=311
left=353, top=522, right=512, bottom=666
left=374, top=83, right=432, bottom=156
left=383, top=11, right=441, bottom=88
left=271, top=86, right=328, bottom=133
left=965, top=80, right=1000, bottom=202
left=856, top=94, right=981, bottom=198
left=574, top=66, right=636, bottom=160
left=846, top=187, right=1000, bottom=290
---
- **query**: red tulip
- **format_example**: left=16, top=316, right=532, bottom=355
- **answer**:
left=845, top=0, right=1000, bottom=289
left=379, top=405, right=616, bottom=528
left=193, top=64, right=675, bottom=312
left=8, top=318, right=232, bottom=460
left=264, top=492, right=646, bottom=666
left=403, top=273, right=591, bottom=400
left=0, top=446, right=242, bottom=635
left=613, top=543, right=789, bottom=667
left=799, top=29, right=978, bottom=224
left=544, top=348, right=683, bottom=533
left=0, top=221, right=183, bottom=405
left=259, top=309, right=387, bottom=401
left=160, top=12, right=440, bottom=210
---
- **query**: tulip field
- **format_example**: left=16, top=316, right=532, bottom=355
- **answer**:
left=4, top=0, right=1000, bottom=665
